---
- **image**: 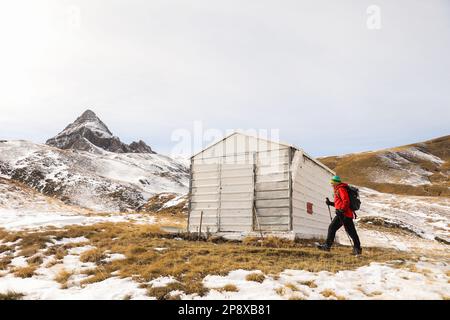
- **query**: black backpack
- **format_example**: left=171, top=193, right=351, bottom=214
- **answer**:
left=346, top=185, right=361, bottom=212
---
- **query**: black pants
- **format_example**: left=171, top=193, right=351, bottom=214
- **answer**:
left=326, top=214, right=361, bottom=249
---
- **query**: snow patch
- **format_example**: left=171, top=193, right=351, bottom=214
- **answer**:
left=0, top=274, right=150, bottom=300
left=197, top=261, right=450, bottom=300
left=103, top=253, right=126, bottom=263
left=50, top=237, right=89, bottom=246
left=355, top=188, right=450, bottom=244
left=0, top=208, right=157, bottom=231
left=10, top=256, right=28, bottom=268
left=148, top=276, right=178, bottom=288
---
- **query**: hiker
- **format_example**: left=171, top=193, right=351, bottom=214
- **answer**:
left=318, top=175, right=362, bottom=255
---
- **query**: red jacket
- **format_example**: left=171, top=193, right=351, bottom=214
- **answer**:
left=334, top=183, right=354, bottom=218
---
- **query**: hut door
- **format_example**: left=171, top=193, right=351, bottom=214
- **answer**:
left=217, top=162, right=255, bottom=232
left=253, top=148, right=291, bottom=232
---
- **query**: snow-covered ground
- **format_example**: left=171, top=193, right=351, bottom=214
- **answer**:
left=332, top=188, right=450, bottom=254
left=0, top=173, right=448, bottom=299
left=1, top=240, right=448, bottom=300
left=0, top=242, right=150, bottom=300
left=0, top=229, right=448, bottom=300
left=0, top=208, right=156, bottom=231
left=0, top=177, right=156, bottom=231
left=374, top=147, right=446, bottom=186
left=359, top=188, right=449, bottom=241
left=197, top=260, right=450, bottom=300
left=0, top=140, right=189, bottom=212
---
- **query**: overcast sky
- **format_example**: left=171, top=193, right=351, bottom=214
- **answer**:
left=0, top=0, right=449, bottom=157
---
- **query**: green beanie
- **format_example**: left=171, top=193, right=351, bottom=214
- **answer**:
left=331, top=175, right=342, bottom=183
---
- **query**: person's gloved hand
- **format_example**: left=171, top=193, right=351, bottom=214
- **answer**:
left=326, top=198, right=334, bottom=206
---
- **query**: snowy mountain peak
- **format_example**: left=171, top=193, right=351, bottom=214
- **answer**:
left=78, top=109, right=111, bottom=130
left=46, top=109, right=155, bottom=154
left=80, top=109, right=98, bottom=119
left=61, top=109, right=113, bottom=139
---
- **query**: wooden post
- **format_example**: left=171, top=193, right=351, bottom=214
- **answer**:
left=187, top=160, right=193, bottom=234
left=198, top=210, right=204, bottom=240
left=252, top=152, right=264, bottom=239
left=288, top=147, right=293, bottom=231
left=217, top=162, right=222, bottom=232
left=253, top=207, right=264, bottom=239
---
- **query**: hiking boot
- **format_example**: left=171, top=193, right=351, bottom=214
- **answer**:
left=317, top=244, right=331, bottom=252
left=352, top=247, right=362, bottom=256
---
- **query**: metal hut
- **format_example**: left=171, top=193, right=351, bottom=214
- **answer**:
left=187, top=132, right=335, bottom=238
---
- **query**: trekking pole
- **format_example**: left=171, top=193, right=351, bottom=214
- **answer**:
left=328, top=203, right=354, bottom=247
left=336, top=213, right=354, bottom=248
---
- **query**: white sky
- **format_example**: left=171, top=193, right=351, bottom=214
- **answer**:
left=0, top=0, right=449, bottom=157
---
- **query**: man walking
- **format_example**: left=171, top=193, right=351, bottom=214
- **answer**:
left=318, top=175, right=362, bottom=255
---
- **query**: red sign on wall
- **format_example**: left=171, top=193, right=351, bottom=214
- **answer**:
left=306, top=202, right=313, bottom=214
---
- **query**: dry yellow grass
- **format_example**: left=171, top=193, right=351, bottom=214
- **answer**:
left=0, top=290, right=25, bottom=300
left=0, top=222, right=412, bottom=298
left=285, top=283, right=299, bottom=291
left=321, top=289, right=346, bottom=300
left=0, top=245, right=11, bottom=254
left=44, top=258, right=59, bottom=268
left=140, top=194, right=187, bottom=216
left=54, top=269, right=72, bottom=289
left=366, top=290, right=383, bottom=297
left=298, top=280, right=317, bottom=288
left=321, top=289, right=333, bottom=297
left=419, top=268, right=432, bottom=275
left=245, top=273, right=266, bottom=283
left=408, top=264, right=418, bottom=273
left=0, top=256, right=12, bottom=270
left=16, top=232, right=51, bottom=258
left=147, top=282, right=186, bottom=300
left=221, top=284, right=238, bottom=292
left=80, top=249, right=106, bottom=263
left=319, top=135, right=450, bottom=197
left=289, top=295, right=306, bottom=300
left=275, top=287, right=286, bottom=296
left=0, top=228, right=10, bottom=240
left=19, top=245, right=42, bottom=258
left=54, top=248, right=69, bottom=260
left=79, top=268, right=110, bottom=286
left=82, top=268, right=98, bottom=276
left=27, top=254, right=43, bottom=265
left=14, top=266, right=36, bottom=278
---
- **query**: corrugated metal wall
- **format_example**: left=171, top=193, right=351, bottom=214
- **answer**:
left=188, top=133, right=333, bottom=237
left=189, top=161, right=254, bottom=233
left=188, top=133, right=291, bottom=233
left=188, top=162, right=221, bottom=233
left=291, top=150, right=334, bottom=238
left=254, top=148, right=291, bottom=231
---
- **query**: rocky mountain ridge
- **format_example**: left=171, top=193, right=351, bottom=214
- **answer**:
left=46, top=110, right=155, bottom=154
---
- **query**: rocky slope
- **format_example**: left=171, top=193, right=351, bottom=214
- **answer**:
left=46, top=110, right=155, bottom=154
left=0, top=177, right=159, bottom=230
left=319, top=135, right=450, bottom=197
left=0, top=109, right=190, bottom=213
left=355, top=188, right=450, bottom=245
left=0, top=140, right=188, bottom=212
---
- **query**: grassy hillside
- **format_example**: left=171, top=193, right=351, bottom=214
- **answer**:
left=319, top=135, right=450, bottom=197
